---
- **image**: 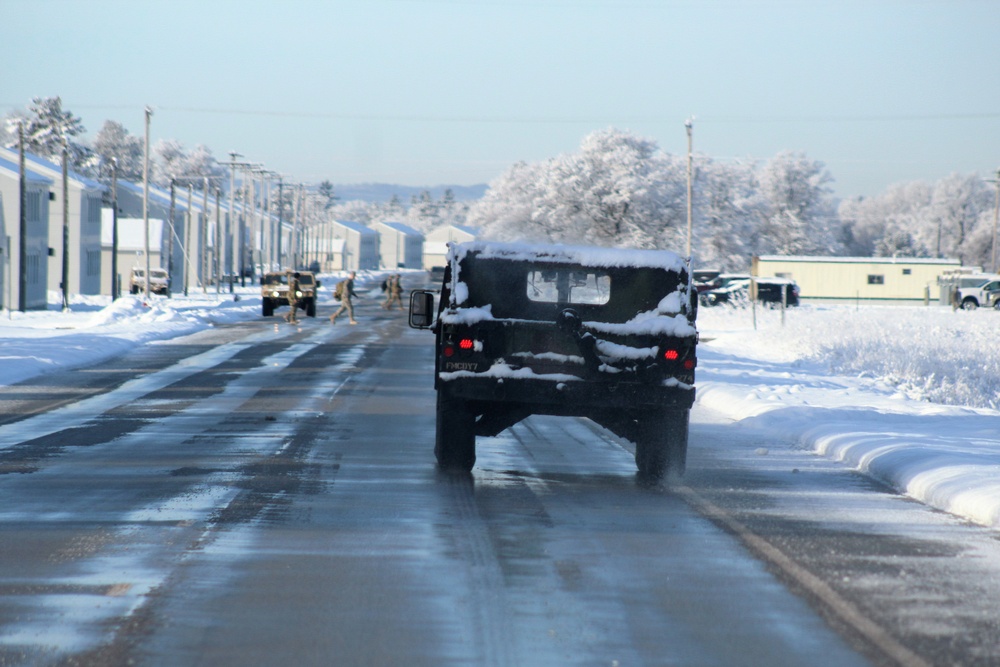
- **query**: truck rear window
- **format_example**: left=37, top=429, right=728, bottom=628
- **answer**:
left=526, top=269, right=611, bottom=305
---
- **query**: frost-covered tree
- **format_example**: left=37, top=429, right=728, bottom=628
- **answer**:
left=8, top=96, right=93, bottom=172
left=756, top=151, right=839, bottom=256
left=151, top=140, right=223, bottom=187
left=318, top=180, right=338, bottom=208
left=838, top=182, right=934, bottom=257
left=468, top=159, right=556, bottom=242
left=470, top=128, right=684, bottom=249
left=836, top=173, right=996, bottom=265
left=694, top=158, right=767, bottom=270
left=0, top=109, right=28, bottom=150
left=929, top=172, right=991, bottom=263
left=92, top=120, right=144, bottom=181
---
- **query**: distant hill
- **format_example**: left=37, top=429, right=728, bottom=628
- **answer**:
left=332, top=183, right=488, bottom=204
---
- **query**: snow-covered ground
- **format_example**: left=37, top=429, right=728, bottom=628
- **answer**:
left=1, top=291, right=998, bottom=531
left=696, top=302, right=1000, bottom=530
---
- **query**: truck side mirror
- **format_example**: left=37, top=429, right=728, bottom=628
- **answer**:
left=409, top=290, right=436, bottom=329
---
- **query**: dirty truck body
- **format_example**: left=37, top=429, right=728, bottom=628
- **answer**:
left=410, top=241, right=698, bottom=481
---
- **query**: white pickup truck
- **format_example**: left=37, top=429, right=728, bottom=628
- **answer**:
left=949, top=275, right=1000, bottom=310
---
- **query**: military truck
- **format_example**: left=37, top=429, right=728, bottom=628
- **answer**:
left=129, top=267, right=170, bottom=295
left=409, top=241, right=698, bottom=481
left=261, top=270, right=320, bottom=317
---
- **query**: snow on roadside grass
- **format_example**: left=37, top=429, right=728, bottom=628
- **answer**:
left=698, top=302, right=1000, bottom=530
left=698, top=303, right=1000, bottom=410
left=0, top=291, right=263, bottom=388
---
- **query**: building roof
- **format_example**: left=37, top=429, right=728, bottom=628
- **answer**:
left=756, top=255, right=961, bottom=266
left=426, top=223, right=479, bottom=242
left=332, top=219, right=377, bottom=235
left=0, top=146, right=103, bottom=191
left=378, top=221, right=424, bottom=237
left=0, top=156, right=53, bottom=184
left=115, top=179, right=236, bottom=215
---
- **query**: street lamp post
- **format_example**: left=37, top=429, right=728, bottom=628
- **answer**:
left=215, top=186, right=223, bottom=295
left=685, top=117, right=694, bottom=259
left=201, top=177, right=210, bottom=293
left=17, top=120, right=26, bottom=312
left=142, top=106, right=153, bottom=300
left=184, top=184, right=193, bottom=297
left=991, top=168, right=1000, bottom=274
left=168, top=180, right=176, bottom=295
left=110, top=158, right=119, bottom=299
left=60, top=137, right=70, bottom=311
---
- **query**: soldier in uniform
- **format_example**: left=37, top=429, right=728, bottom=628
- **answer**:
left=284, top=271, right=301, bottom=324
left=383, top=274, right=404, bottom=310
left=330, top=271, right=358, bottom=325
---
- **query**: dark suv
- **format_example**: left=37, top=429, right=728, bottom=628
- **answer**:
left=701, top=276, right=799, bottom=307
left=409, top=242, right=698, bottom=481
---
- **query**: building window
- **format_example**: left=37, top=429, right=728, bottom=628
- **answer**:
left=775, top=272, right=792, bottom=279
left=87, top=198, right=102, bottom=227
left=87, top=250, right=101, bottom=277
left=26, top=192, right=41, bottom=222
left=27, top=254, right=40, bottom=284
left=902, top=268, right=912, bottom=275
left=868, top=274, right=885, bottom=285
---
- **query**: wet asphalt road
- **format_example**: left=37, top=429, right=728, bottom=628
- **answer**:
left=0, top=295, right=996, bottom=666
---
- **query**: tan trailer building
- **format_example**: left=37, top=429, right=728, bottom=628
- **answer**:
left=753, top=255, right=962, bottom=304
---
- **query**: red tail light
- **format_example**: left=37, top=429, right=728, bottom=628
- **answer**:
left=684, top=359, right=695, bottom=370
left=443, top=346, right=455, bottom=358
left=664, top=349, right=679, bottom=361
left=459, top=338, right=474, bottom=350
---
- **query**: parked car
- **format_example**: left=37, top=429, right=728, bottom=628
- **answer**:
left=696, top=272, right=751, bottom=294
left=701, top=277, right=799, bottom=307
left=693, top=269, right=721, bottom=292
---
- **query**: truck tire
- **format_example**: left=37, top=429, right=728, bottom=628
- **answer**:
left=435, top=392, right=476, bottom=472
left=305, top=298, right=316, bottom=318
left=635, top=409, right=689, bottom=482
left=962, top=298, right=979, bottom=310
left=262, top=298, right=274, bottom=317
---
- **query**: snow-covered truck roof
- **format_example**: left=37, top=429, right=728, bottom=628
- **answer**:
left=448, top=241, right=689, bottom=272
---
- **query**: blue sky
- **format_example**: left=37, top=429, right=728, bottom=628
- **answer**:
left=3, top=0, right=998, bottom=197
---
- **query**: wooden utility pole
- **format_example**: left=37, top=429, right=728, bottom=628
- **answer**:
left=17, top=121, right=26, bottom=312
left=685, top=117, right=694, bottom=258
left=142, top=106, right=153, bottom=299
left=61, top=139, right=69, bottom=310
left=992, top=168, right=999, bottom=274
left=110, top=158, right=119, bottom=299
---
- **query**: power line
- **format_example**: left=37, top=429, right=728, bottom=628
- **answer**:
left=5, top=103, right=996, bottom=126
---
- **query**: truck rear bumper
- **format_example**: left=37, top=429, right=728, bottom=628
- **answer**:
left=439, top=375, right=695, bottom=412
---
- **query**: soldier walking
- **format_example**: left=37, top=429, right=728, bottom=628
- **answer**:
left=330, top=271, right=359, bottom=325
left=383, top=274, right=404, bottom=310
left=284, top=271, right=301, bottom=324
